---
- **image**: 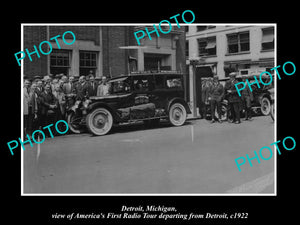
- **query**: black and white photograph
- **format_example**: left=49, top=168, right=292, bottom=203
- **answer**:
left=21, top=24, right=275, bottom=195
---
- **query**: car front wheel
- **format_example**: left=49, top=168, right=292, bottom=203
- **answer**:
left=86, top=108, right=113, bottom=136
left=67, top=111, right=83, bottom=134
left=169, top=103, right=187, bottom=126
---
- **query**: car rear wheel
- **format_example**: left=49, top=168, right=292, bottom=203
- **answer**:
left=169, top=103, right=187, bottom=126
left=261, top=97, right=271, bottom=116
left=86, top=108, right=113, bottom=136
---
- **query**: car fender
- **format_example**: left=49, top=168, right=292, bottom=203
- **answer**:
left=67, top=101, right=80, bottom=114
left=87, top=102, right=122, bottom=122
left=258, top=92, right=271, bottom=104
left=167, top=97, right=191, bottom=114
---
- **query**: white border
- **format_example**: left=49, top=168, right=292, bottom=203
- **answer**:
left=21, top=23, right=277, bottom=196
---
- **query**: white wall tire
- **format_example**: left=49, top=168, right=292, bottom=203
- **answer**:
left=261, top=97, right=271, bottom=116
left=169, top=103, right=187, bottom=126
left=86, top=108, right=113, bottom=136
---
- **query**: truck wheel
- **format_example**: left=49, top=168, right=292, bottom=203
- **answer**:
left=169, top=103, right=187, bottom=126
left=86, top=108, right=113, bottom=136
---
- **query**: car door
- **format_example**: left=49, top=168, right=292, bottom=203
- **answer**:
left=130, top=75, right=155, bottom=119
left=150, top=74, right=167, bottom=109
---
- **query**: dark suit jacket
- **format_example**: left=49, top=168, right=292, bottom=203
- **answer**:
left=63, top=82, right=76, bottom=94
left=201, top=85, right=210, bottom=103
left=75, top=82, right=89, bottom=100
left=241, top=83, right=254, bottom=101
left=209, top=82, right=224, bottom=101
left=39, top=91, right=58, bottom=115
left=224, top=79, right=241, bottom=103
left=35, top=87, right=43, bottom=96
left=87, top=81, right=98, bottom=97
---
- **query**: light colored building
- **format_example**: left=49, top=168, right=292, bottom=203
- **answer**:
left=186, top=24, right=275, bottom=117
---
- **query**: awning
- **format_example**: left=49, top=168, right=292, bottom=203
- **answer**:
left=205, top=41, right=216, bottom=49
left=262, top=32, right=274, bottom=43
left=119, top=46, right=148, bottom=49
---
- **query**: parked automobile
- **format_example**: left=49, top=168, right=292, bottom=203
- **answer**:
left=203, top=74, right=274, bottom=120
left=67, top=71, right=191, bottom=136
left=269, top=87, right=275, bottom=121
left=235, top=74, right=274, bottom=116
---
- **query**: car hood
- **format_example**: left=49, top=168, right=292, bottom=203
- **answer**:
left=89, top=93, right=132, bottom=100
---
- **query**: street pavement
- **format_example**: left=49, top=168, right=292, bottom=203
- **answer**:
left=23, top=115, right=275, bottom=194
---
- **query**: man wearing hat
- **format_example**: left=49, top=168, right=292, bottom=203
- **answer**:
left=87, top=75, right=98, bottom=97
left=241, top=76, right=253, bottom=120
left=225, top=72, right=241, bottom=124
left=97, top=76, right=110, bottom=96
left=209, top=75, right=224, bottom=123
left=35, top=79, right=44, bottom=96
left=75, top=76, right=89, bottom=100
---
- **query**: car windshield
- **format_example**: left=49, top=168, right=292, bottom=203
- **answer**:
left=109, top=77, right=131, bottom=94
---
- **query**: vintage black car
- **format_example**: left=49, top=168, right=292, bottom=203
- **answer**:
left=67, top=72, right=191, bottom=136
left=235, top=74, right=274, bottom=116
left=203, top=74, right=274, bottom=120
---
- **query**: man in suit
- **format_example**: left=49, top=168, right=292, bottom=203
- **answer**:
left=241, top=77, right=254, bottom=120
left=224, top=72, right=242, bottom=124
left=200, top=79, right=210, bottom=119
left=75, top=76, right=89, bottom=100
left=87, top=75, right=98, bottom=97
left=63, top=76, right=76, bottom=94
left=28, top=82, right=39, bottom=134
left=35, top=79, right=44, bottom=96
left=209, top=75, right=224, bottom=123
left=39, top=83, right=58, bottom=128
left=97, top=76, right=110, bottom=96
left=63, top=76, right=76, bottom=108
left=23, top=79, right=31, bottom=135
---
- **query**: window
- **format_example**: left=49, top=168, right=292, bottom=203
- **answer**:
left=196, top=26, right=216, bottom=32
left=110, top=77, right=131, bottom=94
left=154, top=75, right=165, bottom=89
left=197, top=36, right=216, bottom=56
left=185, top=40, right=189, bottom=57
left=133, top=76, right=151, bottom=92
left=261, top=27, right=274, bottom=51
left=79, top=51, right=98, bottom=76
left=185, top=26, right=189, bottom=33
left=166, top=77, right=183, bottom=89
left=227, top=32, right=250, bottom=54
left=197, top=26, right=207, bottom=32
left=50, top=49, right=71, bottom=76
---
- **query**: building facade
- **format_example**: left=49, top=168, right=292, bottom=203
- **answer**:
left=186, top=25, right=275, bottom=117
left=23, top=25, right=186, bottom=80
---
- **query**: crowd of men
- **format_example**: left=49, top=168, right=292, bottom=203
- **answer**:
left=200, top=72, right=253, bottom=124
left=23, top=71, right=255, bottom=136
left=23, top=72, right=110, bottom=136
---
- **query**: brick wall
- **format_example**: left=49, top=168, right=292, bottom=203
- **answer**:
left=23, top=26, right=48, bottom=78
left=49, top=26, right=101, bottom=46
left=23, top=25, right=186, bottom=79
left=102, top=26, right=128, bottom=77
